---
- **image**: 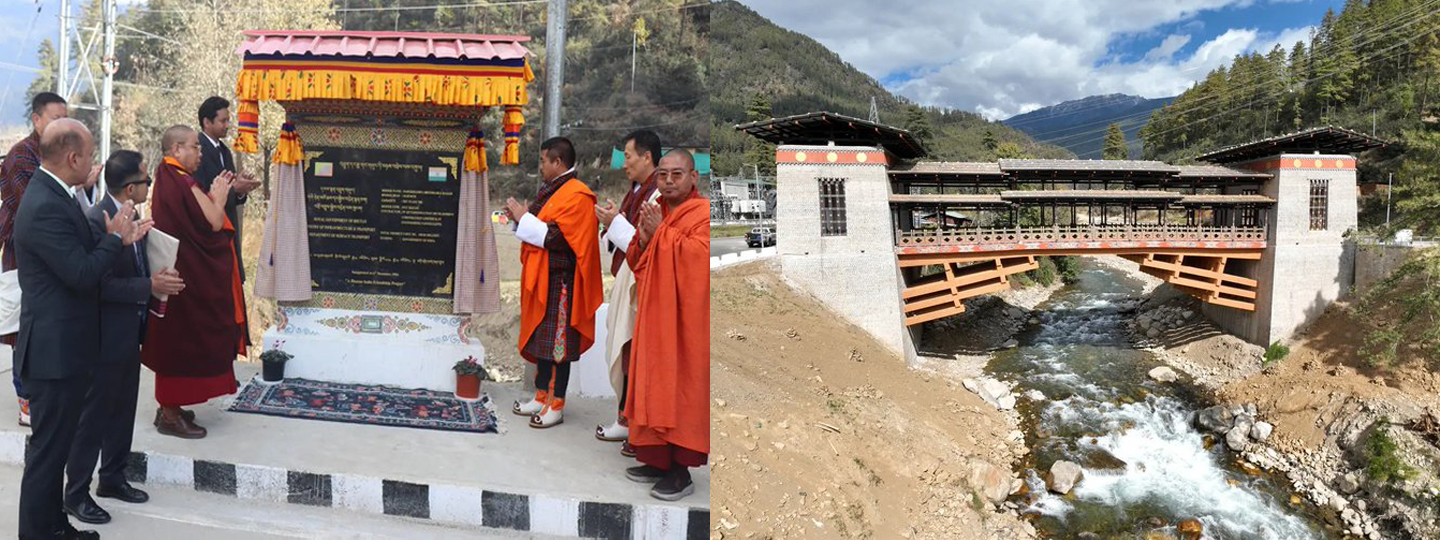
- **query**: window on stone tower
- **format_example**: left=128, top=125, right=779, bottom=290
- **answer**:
left=819, top=178, right=847, bottom=236
left=1309, top=179, right=1328, bottom=231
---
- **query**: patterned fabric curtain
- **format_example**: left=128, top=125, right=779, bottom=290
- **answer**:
left=255, top=162, right=313, bottom=301
left=452, top=169, right=501, bottom=314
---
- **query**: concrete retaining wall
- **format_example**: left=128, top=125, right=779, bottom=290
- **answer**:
left=1353, top=244, right=1424, bottom=296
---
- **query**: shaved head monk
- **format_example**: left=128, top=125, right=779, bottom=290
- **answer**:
left=622, top=149, right=709, bottom=501
left=141, top=125, right=247, bottom=439
left=504, top=137, right=603, bottom=429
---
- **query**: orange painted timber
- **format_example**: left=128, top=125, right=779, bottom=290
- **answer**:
left=895, top=247, right=1262, bottom=267
left=899, top=247, right=1263, bottom=325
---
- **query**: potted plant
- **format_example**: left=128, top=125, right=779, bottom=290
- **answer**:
left=453, top=356, right=486, bottom=401
left=259, top=349, right=293, bottom=385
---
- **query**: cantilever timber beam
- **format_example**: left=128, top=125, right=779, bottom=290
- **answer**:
left=898, top=248, right=1263, bottom=326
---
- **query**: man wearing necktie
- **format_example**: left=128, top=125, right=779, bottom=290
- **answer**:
left=194, top=97, right=261, bottom=284
left=63, top=150, right=184, bottom=525
left=14, top=118, right=150, bottom=540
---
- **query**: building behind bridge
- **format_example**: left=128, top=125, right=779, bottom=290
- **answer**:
left=737, top=111, right=1387, bottom=363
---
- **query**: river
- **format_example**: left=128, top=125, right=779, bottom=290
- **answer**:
left=987, top=260, right=1334, bottom=539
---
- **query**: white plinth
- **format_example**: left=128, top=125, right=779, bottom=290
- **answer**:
left=262, top=306, right=484, bottom=392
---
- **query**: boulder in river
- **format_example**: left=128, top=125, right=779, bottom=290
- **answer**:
left=1226, top=423, right=1252, bottom=452
left=1176, top=518, right=1203, bottom=540
left=1075, top=447, right=1127, bottom=471
left=1148, top=366, right=1179, bottom=383
left=1335, top=472, right=1361, bottom=495
left=1045, top=460, right=1083, bottom=494
left=1195, top=405, right=1232, bottom=433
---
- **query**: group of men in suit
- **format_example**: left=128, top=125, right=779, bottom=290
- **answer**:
left=0, top=93, right=256, bottom=539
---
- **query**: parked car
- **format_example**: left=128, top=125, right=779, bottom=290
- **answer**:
left=745, top=227, right=776, bottom=248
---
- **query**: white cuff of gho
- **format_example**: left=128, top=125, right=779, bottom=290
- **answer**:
left=605, top=214, right=636, bottom=253
left=516, top=212, right=549, bottom=247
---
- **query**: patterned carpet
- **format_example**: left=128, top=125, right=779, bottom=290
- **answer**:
left=227, top=378, right=500, bottom=433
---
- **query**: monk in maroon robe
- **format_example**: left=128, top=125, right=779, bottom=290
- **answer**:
left=142, top=125, right=247, bottom=439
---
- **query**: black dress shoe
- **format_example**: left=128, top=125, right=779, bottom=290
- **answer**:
left=61, top=524, right=100, bottom=540
left=97, top=482, right=149, bottom=504
left=62, top=497, right=111, bottom=525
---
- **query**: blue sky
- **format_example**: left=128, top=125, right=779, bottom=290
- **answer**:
left=741, top=0, right=1347, bottom=120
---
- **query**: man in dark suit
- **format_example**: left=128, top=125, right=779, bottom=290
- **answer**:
left=194, top=96, right=260, bottom=281
left=14, top=119, right=149, bottom=540
left=62, top=150, right=185, bottom=525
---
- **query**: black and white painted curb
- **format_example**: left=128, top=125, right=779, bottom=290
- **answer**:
left=0, top=432, right=707, bottom=539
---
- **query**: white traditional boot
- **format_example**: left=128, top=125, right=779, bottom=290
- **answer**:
left=529, top=398, right=565, bottom=429
left=513, top=390, right=548, bottom=416
left=595, top=418, right=628, bottom=441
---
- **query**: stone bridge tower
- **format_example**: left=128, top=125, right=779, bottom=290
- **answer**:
left=1194, top=127, right=1386, bottom=345
left=736, top=112, right=926, bottom=360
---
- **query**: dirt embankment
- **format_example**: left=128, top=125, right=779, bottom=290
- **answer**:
left=1106, top=255, right=1440, bottom=539
left=711, top=262, right=1037, bottom=540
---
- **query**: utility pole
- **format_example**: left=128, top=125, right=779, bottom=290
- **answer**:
left=57, top=0, right=69, bottom=96
left=630, top=25, right=636, bottom=93
left=1386, top=172, right=1393, bottom=227
left=55, top=0, right=115, bottom=204
left=100, top=0, right=116, bottom=164
left=543, top=0, right=567, bottom=138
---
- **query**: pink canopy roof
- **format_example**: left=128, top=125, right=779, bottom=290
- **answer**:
left=237, top=30, right=531, bottom=60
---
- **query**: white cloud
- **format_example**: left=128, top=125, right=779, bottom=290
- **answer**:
left=740, top=0, right=1316, bottom=120
left=1145, top=34, right=1192, bottom=61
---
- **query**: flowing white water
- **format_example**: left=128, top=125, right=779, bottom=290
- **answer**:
left=989, top=263, right=1330, bottom=539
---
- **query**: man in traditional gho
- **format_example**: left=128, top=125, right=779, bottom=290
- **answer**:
left=622, top=149, right=709, bottom=501
left=504, top=137, right=603, bottom=429
left=594, top=129, right=662, bottom=454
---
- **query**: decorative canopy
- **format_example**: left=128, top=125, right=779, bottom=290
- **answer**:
left=736, top=111, right=929, bottom=159
left=235, top=30, right=533, bottom=106
left=1196, top=126, right=1387, bottom=164
left=232, top=30, right=534, bottom=163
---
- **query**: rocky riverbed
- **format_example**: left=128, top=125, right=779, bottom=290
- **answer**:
left=1111, top=257, right=1440, bottom=540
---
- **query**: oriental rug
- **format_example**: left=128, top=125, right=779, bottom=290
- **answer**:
left=227, top=378, right=500, bottom=434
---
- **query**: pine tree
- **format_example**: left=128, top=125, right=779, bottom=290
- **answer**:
left=1102, top=122, right=1127, bottom=159
left=22, top=39, right=59, bottom=123
left=1395, top=125, right=1440, bottom=234
left=982, top=129, right=997, bottom=152
left=744, top=93, right=776, bottom=175
left=903, top=105, right=934, bottom=145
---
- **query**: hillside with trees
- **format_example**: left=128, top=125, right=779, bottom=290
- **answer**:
left=24, top=0, right=707, bottom=203
left=1139, top=0, right=1440, bottom=234
left=1003, top=93, right=1174, bottom=159
left=711, top=0, right=1069, bottom=177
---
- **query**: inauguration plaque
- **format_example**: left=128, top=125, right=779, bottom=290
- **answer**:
left=304, top=146, right=461, bottom=298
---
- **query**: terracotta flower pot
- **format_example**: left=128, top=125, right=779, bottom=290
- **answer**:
left=456, top=373, right=481, bottom=400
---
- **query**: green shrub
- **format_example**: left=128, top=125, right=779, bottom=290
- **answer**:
left=1053, top=256, right=1082, bottom=284
left=1361, top=327, right=1403, bottom=368
left=1262, top=341, right=1290, bottom=365
left=1029, top=257, right=1058, bottom=287
left=1365, top=419, right=1416, bottom=485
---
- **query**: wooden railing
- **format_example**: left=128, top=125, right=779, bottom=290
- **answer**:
left=895, top=224, right=1268, bottom=247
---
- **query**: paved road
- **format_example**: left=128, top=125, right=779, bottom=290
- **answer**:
left=711, top=236, right=755, bottom=257
left=0, top=464, right=555, bottom=539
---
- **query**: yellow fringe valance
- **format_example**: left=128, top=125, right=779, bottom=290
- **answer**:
left=464, top=128, right=487, bottom=173
left=233, top=100, right=261, bottom=154
left=235, top=68, right=533, bottom=109
left=272, top=123, right=304, bottom=165
left=502, top=105, right=524, bottom=166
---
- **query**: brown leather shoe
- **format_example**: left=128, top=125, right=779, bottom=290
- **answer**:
left=153, top=407, right=195, bottom=426
left=155, top=408, right=206, bottom=439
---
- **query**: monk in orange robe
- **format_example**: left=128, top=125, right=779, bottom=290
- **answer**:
left=622, top=149, right=709, bottom=501
left=142, top=125, right=247, bottom=439
left=503, top=137, right=603, bottom=429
